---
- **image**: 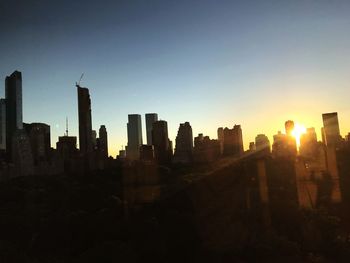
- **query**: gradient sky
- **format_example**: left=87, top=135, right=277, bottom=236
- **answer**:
left=1, top=0, right=349, bottom=156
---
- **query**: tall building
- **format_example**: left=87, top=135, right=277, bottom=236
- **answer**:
left=77, top=85, right=94, bottom=170
left=285, top=120, right=294, bottom=136
left=98, top=125, right=108, bottom=158
left=255, top=134, right=270, bottom=157
left=23, top=123, right=51, bottom=165
left=272, top=131, right=296, bottom=158
left=322, top=112, right=341, bottom=147
left=300, top=128, right=317, bottom=148
left=193, top=134, right=220, bottom=163
left=152, top=120, right=172, bottom=165
left=12, top=130, right=34, bottom=175
left=0, top=99, right=5, bottom=150
left=92, top=130, right=97, bottom=149
left=5, top=70, right=23, bottom=161
left=56, top=135, right=78, bottom=172
left=145, top=113, right=158, bottom=145
left=217, top=127, right=224, bottom=155
left=222, top=125, right=243, bottom=156
left=127, top=114, right=143, bottom=160
left=173, top=122, right=193, bottom=163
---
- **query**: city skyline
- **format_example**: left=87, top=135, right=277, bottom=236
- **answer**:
left=1, top=69, right=349, bottom=157
left=1, top=0, right=350, bottom=156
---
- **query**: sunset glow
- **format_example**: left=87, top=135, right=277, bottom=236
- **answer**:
left=292, top=123, right=307, bottom=147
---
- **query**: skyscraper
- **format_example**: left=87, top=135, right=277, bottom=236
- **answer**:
left=173, top=122, right=193, bottom=163
left=127, top=114, right=143, bottom=160
left=272, top=130, right=296, bottom=158
left=322, top=112, right=341, bottom=147
left=98, top=125, right=108, bottom=158
left=285, top=120, right=294, bottom=136
left=255, top=134, right=270, bottom=156
left=0, top=99, right=5, bottom=150
left=193, top=134, right=220, bottom=163
left=77, top=85, right=93, bottom=168
left=152, top=120, right=172, bottom=165
left=145, top=113, right=158, bottom=145
left=217, top=127, right=224, bottom=155
left=5, top=70, right=23, bottom=161
left=92, top=130, right=97, bottom=149
left=222, top=125, right=243, bottom=156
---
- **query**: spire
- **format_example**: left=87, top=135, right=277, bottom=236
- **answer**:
left=65, top=117, right=69, bottom=136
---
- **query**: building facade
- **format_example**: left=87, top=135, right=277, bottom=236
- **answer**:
left=145, top=113, right=158, bottom=145
left=77, top=85, right=94, bottom=171
left=127, top=114, right=143, bottom=160
left=98, top=125, right=108, bottom=158
left=5, top=71, right=23, bottom=161
left=173, top=122, right=193, bottom=163
left=322, top=112, right=341, bottom=147
left=152, top=120, right=172, bottom=165
left=0, top=99, right=5, bottom=150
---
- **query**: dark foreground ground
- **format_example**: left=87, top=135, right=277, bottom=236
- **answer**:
left=1, top=170, right=350, bottom=263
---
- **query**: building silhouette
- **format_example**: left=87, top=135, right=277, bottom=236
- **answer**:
left=255, top=134, right=271, bottom=156
left=173, top=122, right=193, bottom=164
left=0, top=99, right=5, bottom=150
left=300, top=127, right=318, bottom=157
left=127, top=114, right=143, bottom=160
left=222, top=125, right=243, bottom=156
left=5, top=70, right=23, bottom=161
left=77, top=85, right=94, bottom=169
left=193, top=133, right=220, bottom=163
left=272, top=131, right=296, bottom=159
left=145, top=113, right=158, bottom=145
left=12, top=129, right=34, bottom=176
left=56, top=135, right=78, bottom=172
left=92, top=130, right=97, bottom=149
left=98, top=125, right=108, bottom=158
left=23, top=123, right=51, bottom=165
left=322, top=112, right=341, bottom=147
left=152, top=120, right=172, bottom=165
left=217, top=127, right=224, bottom=155
left=140, top=145, right=155, bottom=162
left=249, top=142, right=256, bottom=151
left=285, top=120, right=294, bottom=136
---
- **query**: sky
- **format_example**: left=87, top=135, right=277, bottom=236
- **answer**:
left=0, top=0, right=349, bottom=157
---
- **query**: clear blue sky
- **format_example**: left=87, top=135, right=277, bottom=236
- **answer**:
left=1, top=0, right=349, bottom=156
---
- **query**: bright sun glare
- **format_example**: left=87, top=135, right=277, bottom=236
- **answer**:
left=291, top=123, right=307, bottom=147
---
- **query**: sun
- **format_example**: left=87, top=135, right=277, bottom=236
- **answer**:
left=291, top=123, right=307, bottom=147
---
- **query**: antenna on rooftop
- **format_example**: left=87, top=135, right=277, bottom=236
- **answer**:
left=65, top=117, right=69, bottom=136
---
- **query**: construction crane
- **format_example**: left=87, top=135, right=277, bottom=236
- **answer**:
left=76, top=73, right=84, bottom=87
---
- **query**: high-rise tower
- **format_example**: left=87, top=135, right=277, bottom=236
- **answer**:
left=127, top=114, right=143, bottom=160
left=173, top=122, right=193, bottom=163
left=322, top=112, right=341, bottom=147
left=77, top=85, right=93, bottom=168
left=152, top=120, right=172, bottom=164
left=145, top=113, right=158, bottom=145
left=5, top=70, right=23, bottom=161
left=98, top=125, right=108, bottom=158
left=0, top=99, right=6, bottom=150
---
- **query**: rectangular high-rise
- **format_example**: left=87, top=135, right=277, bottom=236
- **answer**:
left=5, top=70, right=23, bottom=161
left=145, top=113, right=158, bottom=145
left=0, top=99, right=6, bottom=150
left=322, top=112, right=341, bottom=147
left=152, top=120, right=172, bottom=164
left=77, top=85, right=93, bottom=168
left=127, top=114, right=142, bottom=160
left=98, top=125, right=108, bottom=158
